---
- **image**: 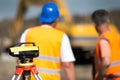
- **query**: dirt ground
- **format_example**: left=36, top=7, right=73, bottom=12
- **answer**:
left=0, top=54, right=93, bottom=80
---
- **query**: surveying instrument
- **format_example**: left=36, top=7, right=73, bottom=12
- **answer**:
left=9, top=42, right=42, bottom=80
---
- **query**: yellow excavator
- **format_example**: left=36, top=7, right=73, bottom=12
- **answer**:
left=12, top=0, right=118, bottom=61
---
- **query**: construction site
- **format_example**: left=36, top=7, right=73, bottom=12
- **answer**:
left=0, top=0, right=120, bottom=80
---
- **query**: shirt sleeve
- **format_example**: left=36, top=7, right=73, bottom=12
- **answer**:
left=20, top=29, right=29, bottom=42
left=60, top=33, right=76, bottom=62
left=99, top=39, right=111, bottom=58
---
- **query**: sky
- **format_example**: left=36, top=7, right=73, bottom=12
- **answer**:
left=0, top=0, right=120, bottom=21
left=65, top=0, right=120, bottom=15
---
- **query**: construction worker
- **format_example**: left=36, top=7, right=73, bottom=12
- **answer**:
left=91, top=9, right=120, bottom=80
left=19, top=2, right=76, bottom=80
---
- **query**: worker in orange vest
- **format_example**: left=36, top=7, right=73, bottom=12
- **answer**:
left=19, top=2, right=76, bottom=80
left=91, top=9, right=120, bottom=80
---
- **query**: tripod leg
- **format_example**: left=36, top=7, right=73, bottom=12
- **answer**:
left=11, top=66, right=23, bottom=80
left=34, top=74, right=42, bottom=80
left=11, top=75, right=21, bottom=80
left=11, top=75, right=16, bottom=80
left=31, top=66, right=42, bottom=80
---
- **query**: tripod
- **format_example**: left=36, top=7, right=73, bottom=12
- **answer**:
left=11, top=58, right=42, bottom=80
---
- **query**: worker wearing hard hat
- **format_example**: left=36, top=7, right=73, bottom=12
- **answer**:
left=92, top=9, right=120, bottom=80
left=20, top=2, right=76, bottom=80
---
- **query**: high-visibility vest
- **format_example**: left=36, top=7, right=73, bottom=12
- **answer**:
left=25, top=26, right=64, bottom=80
left=95, top=31, right=120, bottom=79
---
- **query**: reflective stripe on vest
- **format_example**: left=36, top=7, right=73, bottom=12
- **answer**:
left=97, top=60, right=120, bottom=76
left=36, top=55, right=60, bottom=62
left=96, top=72, right=120, bottom=77
left=112, top=73, right=120, bottom=76
left=38, top=68, right=60, bottom=74
left=98, top=60, right=120, bottom=66
left=110, top=60, right=120, bottom=66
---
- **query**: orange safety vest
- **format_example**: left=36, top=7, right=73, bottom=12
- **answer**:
left=25, top=26, right=64, bottom=80
left=95, top=31, right=120, bottom=80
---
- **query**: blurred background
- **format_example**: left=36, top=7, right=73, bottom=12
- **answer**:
left=0, top=0, right=120, bottom=80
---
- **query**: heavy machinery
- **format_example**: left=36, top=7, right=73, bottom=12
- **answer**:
left=12, top=0, right=118, bottom=62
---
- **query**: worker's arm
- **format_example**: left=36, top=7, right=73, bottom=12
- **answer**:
left=61, top=62, right=76, bottom=80
left=60, top=34, right=76, bottom=80
left=98, top=39, right=111, bottom=80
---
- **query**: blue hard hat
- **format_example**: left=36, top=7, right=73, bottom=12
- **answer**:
left=39, top=2, right=60, bottom=23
